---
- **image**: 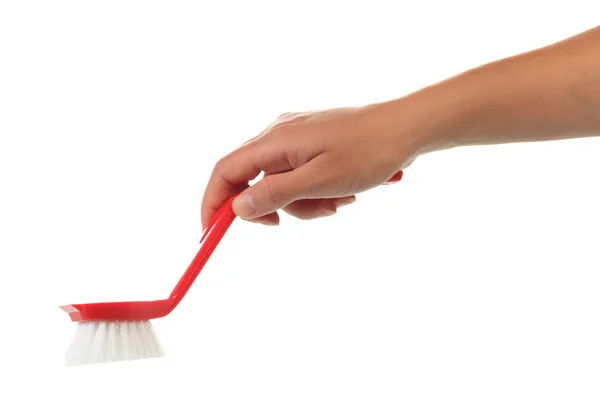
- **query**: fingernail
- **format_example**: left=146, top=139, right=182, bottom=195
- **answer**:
left=232, top=193, right=256, bottom=218
left=334, top=197, right=356, bottom=208
left=262, top=220, right=279, bottom=226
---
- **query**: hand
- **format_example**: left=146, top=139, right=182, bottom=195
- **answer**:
left=200, top=103, right=426, bottom=229
left=201, top=25, right=600, bottom=230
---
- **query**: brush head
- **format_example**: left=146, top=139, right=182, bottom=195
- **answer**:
left=64, top=320, right=165, bottom=367
left=60, top=299, right=174, bottom=322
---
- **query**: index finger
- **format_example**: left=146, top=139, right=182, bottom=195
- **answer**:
left=200, top=149, right=261, bottom=231
left=200, top=132, right=305, bottom=230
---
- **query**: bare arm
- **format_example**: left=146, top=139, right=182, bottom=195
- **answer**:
left=201, top=26, right=600, bottom=229
left=392, top=25, right=600, bottom=155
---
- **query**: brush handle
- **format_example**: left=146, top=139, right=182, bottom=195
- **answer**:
left=168, top=170, right=404, bottom=303
left=169, top=196, right=237, bottom=303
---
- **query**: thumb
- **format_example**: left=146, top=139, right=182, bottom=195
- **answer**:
left=232, top=166, right=321, bottom=220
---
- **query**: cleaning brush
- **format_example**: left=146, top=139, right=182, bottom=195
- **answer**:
left=60, top=171, right=404, bottom=367
left=61, top=195, right=239, bottom=366
left=64, top=320, right=165, bottom=366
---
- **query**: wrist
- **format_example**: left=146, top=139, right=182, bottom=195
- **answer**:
left=368, top=80, right=474, bottom=163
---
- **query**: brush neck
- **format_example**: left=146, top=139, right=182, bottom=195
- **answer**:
left=169, top=198, right=237, bottom=304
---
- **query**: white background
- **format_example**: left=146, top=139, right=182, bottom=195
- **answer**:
left=1, top=1, right=599, bottom=399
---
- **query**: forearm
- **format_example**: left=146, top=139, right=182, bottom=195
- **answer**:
left=386, top=26, right=600, bottom=156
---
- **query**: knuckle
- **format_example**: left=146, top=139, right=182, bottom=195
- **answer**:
left=278, top=111, right=294, bottom=120
left=283, top=148, right=301, bottom=169
left=262, top=176, right=284, bottom=206
left=214, top=156, right=228, bottom=173
left=214, top=154, right=235, bottom=178
left=273, top=112, right=307, bottom=130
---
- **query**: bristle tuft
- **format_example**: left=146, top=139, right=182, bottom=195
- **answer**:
left=65, top=320, right=165, bottom=367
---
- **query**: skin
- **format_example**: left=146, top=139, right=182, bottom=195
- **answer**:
left=201, top=25, right=600, bottom=230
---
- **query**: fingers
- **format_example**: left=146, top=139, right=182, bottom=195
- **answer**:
left=282, top=196, right=356, bottom=219
left=200, top=162, right=257, bottom=231
left=249, top=212, right=280, bottom=226
left=231, top=159, right=331, bottom=220
left=222, top=170, right=356, bottom=227
left=231, top=155, right=359, bottom=222
left=237, top=196, right=357, bottom=226
left=200, top=138, right=303, bottom=230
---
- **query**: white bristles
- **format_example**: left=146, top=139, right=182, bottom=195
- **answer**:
left=64, top=320, right=165, bottom=367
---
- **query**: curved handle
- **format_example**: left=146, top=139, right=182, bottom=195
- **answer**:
left=169, top=170, right=404, bottom=304
left=169, top=196, right=237, bottom=303
left=385, top=170, right=403, bottom=184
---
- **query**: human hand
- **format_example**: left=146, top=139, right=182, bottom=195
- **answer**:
left=200, top=102, right=435, bottom=229
left=202, top=25, right=600, bottom=230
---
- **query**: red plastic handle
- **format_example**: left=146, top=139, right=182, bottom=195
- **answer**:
left=386, top=170, right=403, bottom=184
left=168, top=170, right=403, bottom=306
left=169, top=196, right=237, bottom=304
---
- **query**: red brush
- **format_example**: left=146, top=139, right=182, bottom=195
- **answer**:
left=60, top=170, right=403, bottom=366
